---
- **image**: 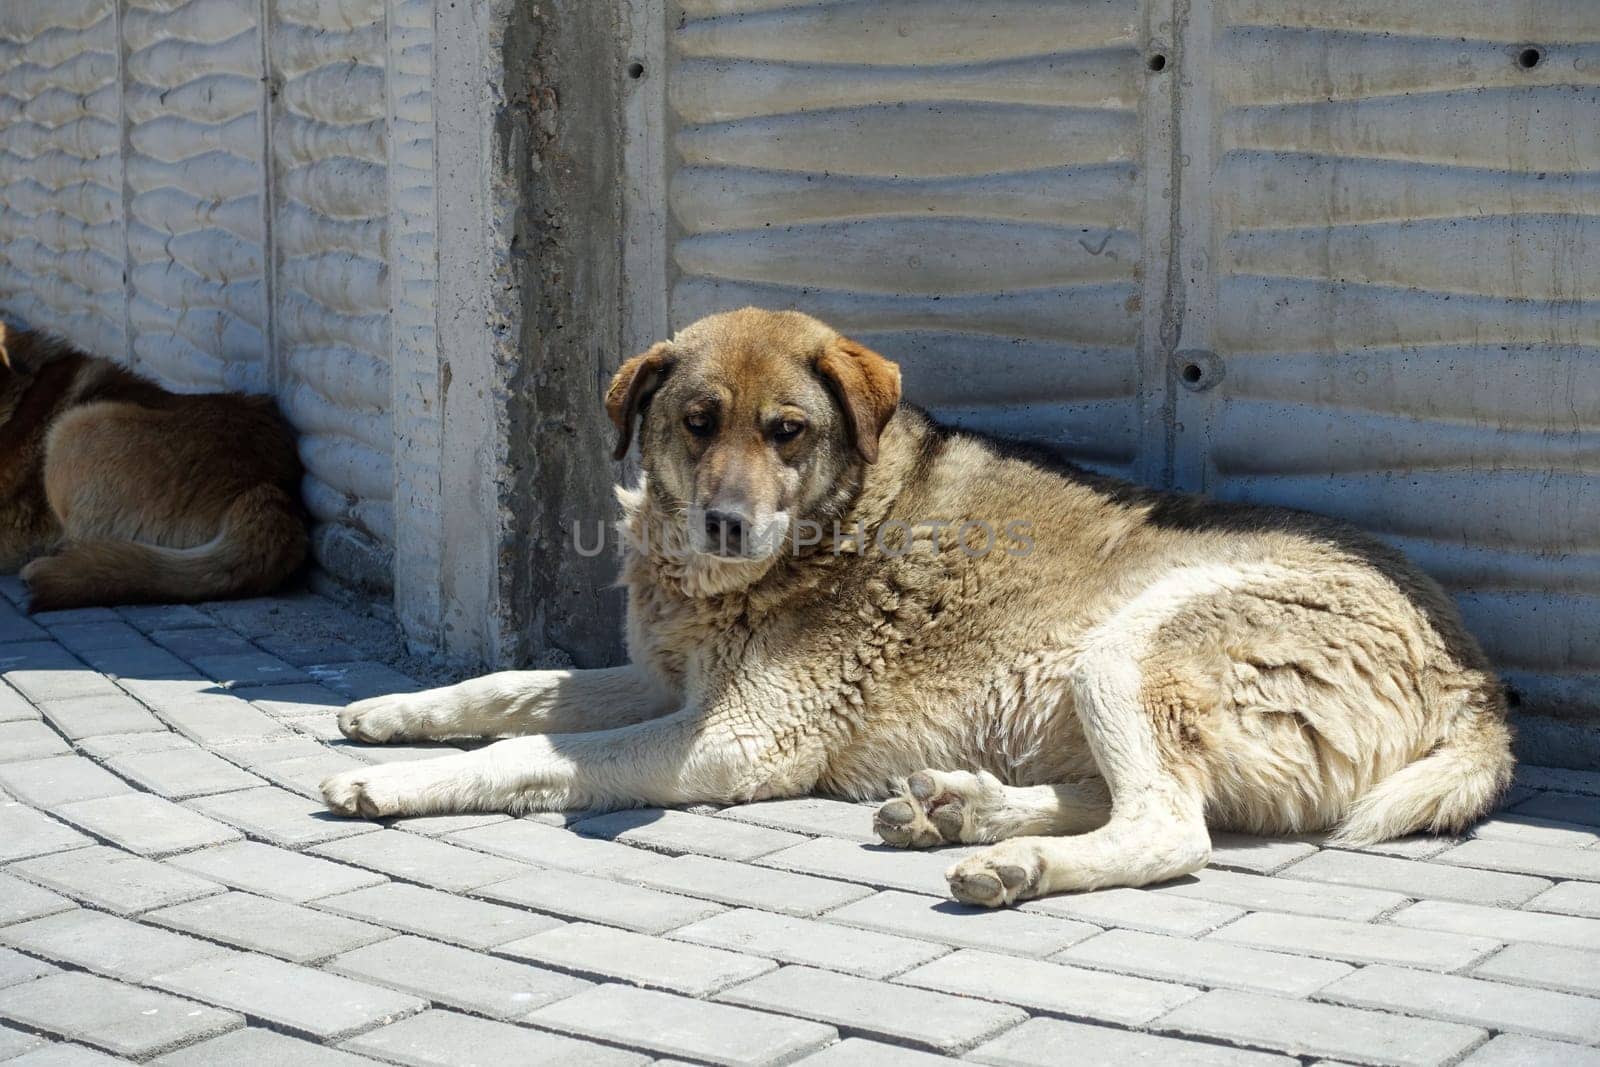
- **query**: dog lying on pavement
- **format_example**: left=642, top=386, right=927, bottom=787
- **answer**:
left=322, top=308, right=1512, bottom=907
left=0, top=324, right=306, bottom=611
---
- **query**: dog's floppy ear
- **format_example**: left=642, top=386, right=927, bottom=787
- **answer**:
left=814, top=337, right=900, bottom=463
left=605, top=341, right=674, bottom=461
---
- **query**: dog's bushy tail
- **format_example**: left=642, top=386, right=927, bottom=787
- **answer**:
left=1331, top=685, right=1515, bottom=846
left=23, top=484, right=306, bottom=612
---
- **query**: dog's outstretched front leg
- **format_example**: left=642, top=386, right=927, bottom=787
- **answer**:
left=338, top=665, right=678, bottom=742
left=321, top=703, right=818, bottom=817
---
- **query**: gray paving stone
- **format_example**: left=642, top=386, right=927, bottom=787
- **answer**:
left=823, top=889, right=1097, bottom=957
left=1347, top=834, right=1459, bottom=861
left=477, top=867, right=724, bottom=935
left=236, top=683, right=347, bottom=718
left=0, top=1024, right=47, bottom=1060
left=46, top=622, right=150, bottom=654
left=574, top=808, right=806, bottom=861
left=1, top=645, right=122, bottom=704
left=1514, top=767, right=1600, bottom=795
left=1389, top=899, right=1600, bottom=951
left=719, top=964, right=1024, bottom=1054
left=1158, top=989, right=1484, bottom=1067
left=1469, top=814, right=1600, bottom=849
left=330, top=935, right=588, bottom=1020
left=149, top=626, right=257, bottom=660
left=969, top=1016, right=1297, bottom=1067
left=0, top=721, right=70, bottom=763
left=154, top=1026, right=381, bottom=1066
left=1471, top=942, right=1600, bottom=997
left=0, top=908, right=228, bottom=982
left=529, top=984, right=836, bottom=1066
left=0, top=602, right=48, bottom=644
left=33, top=699, right=172, bottom=747
left=75, top=730, right=192, bottom=759
left=1208, top=832, right=1320, bottom=874
left=0, top=803, right=91, bottom=862
left=315, top=882, right=563, bottom=949
left=114, top=603, right=213, bottom=631
left=1440, top=838, right=1600, bottom=882
left=388, top=812, right=513, bottom=837
left=148, top=890, right=395, bottom=963
left=307, top=661, right=425, bottom=701
left=1059, top=927, right=1353, bottom=997
left=55, top=793, right=240, bottom=856
left=341, top=1009, right=645, bottom=1067
left=330, top=741, right=467, bottom=766
left=81, top=644, right=200, bottom=679
left=0, top=680, right=37, bottom=722
left=1526, top=879, right=1600, bottom=919
left=255, top=633, right=366, bottom=667
left=446, top=819, right=660, bottom=878
left=1150, top=866, right=1408, bottom=921
left=0, top=873, right=73, bottom=926
left=165, top=840, right=388, bottom=902
left=152, top=952, right=426, bottom=1041
left=1021, top=886, right=1244, bottom=937
left=1457, top=1034, right=1600, bottom=1067
left=104, top=745, right=262, bottom=799
left=0, top=971, right=242, bottom=1059
left=673, top=908, right=948, bottom=979
left=0, top=757, right=130, bottom=808
left=11, top=845, right=224, bottom=915
left=900, top=947, right=1196, bottom=1025
left=192, top=652, right=312, bottom=688
left=120, top=678, right=290, bottom=744
left=8, top=1044, right=127, bottom=1067
left=757, top=837, right=976, bottom=897
left=1323, top=963, right=1600, bottom=1045
left=311, top=830, right=531, bottom=892
left=1510, top=791, right=1600, bottom=827
left=28, top=608, right=120, bottom=626
left=0, top=946, right=56, bottom=989
left=630, top=853, right=872, bottom=918
left=1281, top=848, right=1551, bottom=906
left=186, top=785, right=380, bottom=847
left=790, top=1038, right=954, bottom=1066
left=1211, top=911, right=1500, bottom=970
left=718, top=797, right=880, bottom=842
left=214, top=736, right=336, bottom=769
left=500, top=922, right=774, bottom=996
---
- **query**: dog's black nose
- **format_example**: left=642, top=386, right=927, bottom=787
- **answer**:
left=703, top=509, right=746, bottom=554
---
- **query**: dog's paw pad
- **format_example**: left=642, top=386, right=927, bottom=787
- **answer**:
left=946, top=853, right=1036, bottom=908
left=321, top=770, right=390, bottom=818
left=873, top=769, right=986, bottom=849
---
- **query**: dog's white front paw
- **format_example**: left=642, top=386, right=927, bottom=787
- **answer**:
left=945, top=841, right=1042, bottom=908
left=321, top=768, right=401, bottom=818
left=338, top=694, right=421, bottom=743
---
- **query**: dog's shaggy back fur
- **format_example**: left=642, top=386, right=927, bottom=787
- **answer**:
left=0, top=325, right=306, bottom=610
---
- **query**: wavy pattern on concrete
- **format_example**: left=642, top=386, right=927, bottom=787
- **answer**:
left=271, top=0, right=391, bottom=589
left=0, top=1, right=123, bottom=355
left=668, top=0, right=1144, bottom=467
left=122, top=0, right=267, bottom=392
left=1207, top=2, right=1600, bottom=713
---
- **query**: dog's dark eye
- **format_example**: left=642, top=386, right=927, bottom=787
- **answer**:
left=685, top=413, right=714, bottom=436
left=773, top=419, right=805, bottom=443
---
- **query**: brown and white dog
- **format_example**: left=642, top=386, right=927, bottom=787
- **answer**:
left=322, top=308, right=1512, bottom=907
left=0, top=325, right=306, bottom=611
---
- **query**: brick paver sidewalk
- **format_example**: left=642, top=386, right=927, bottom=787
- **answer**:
left=2, top=579, right=1598, bottom=1066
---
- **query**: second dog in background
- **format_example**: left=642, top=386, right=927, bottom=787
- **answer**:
left=0, top=324, right=307, bottom=611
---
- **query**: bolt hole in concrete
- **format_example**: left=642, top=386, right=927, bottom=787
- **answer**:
left=1518, top=47, right=1542, bottom=69
left=627, top=61, right=645, bottom=79
left=1147, top=52, right=1167, bottom=72
left=1181, top=362, right=1203, bottom=384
